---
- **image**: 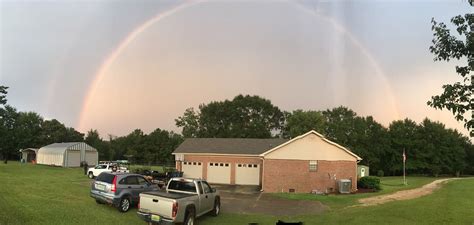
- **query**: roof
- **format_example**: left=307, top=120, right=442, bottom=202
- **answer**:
left=260, top=130, right=362, bottom=161
left=19, top=148, right=38, bottom=153
left=38, top=142, right=97, bottom=154
left=173, top=138, right=289, bottom=155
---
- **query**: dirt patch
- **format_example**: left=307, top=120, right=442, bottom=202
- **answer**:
left=220, top=191, right=327, bottom=216
left=358, top=178, right=459, bottom=206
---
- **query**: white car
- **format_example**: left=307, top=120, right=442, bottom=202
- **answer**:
left=87, top=164, right=129, bottom=179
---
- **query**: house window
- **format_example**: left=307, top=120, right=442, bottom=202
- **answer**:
left=309, top=161, right=318, bottom=172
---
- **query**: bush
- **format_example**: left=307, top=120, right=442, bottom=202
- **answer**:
left=358, top=176, right=381, bottom=190
left=377, top=170, right=384, bottom=177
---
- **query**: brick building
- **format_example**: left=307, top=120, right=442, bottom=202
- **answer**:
left=172, top=130, right=361, bottom=193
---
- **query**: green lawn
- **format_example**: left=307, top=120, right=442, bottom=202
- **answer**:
left=273, top=176, right=439, bottom=209
left=1, top=162, right=472, bottom=225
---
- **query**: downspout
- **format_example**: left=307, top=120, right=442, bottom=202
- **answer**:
left=260, top=156, right=265, bottom=192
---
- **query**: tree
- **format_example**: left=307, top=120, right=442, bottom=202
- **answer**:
left=428, top=13, right=473, bottom=136
left=387, top=119, right=420, bottom=175
left=175, top=108, right=200, bottom=138
left=0, top=105, right=19, bottom=163
left=40, top=119, right=84, bottom=145
left=322, top=106, right=358, bottom=146
left=85, top=129, right=111, bottom=161
left=176, top=95, right=285, bottom=138
left=282, top=110, right=325, bottom=138
left=0, top=86, right=7, bottom=105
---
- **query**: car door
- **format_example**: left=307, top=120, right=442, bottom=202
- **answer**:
left=198, top=181, right=214, bottom=213
left=118, top=176, right=140, bottom=203
left=94, top=165, right=107, bottom=176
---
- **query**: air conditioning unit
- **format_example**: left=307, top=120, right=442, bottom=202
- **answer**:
left=338, top=179, right=352, bottom=194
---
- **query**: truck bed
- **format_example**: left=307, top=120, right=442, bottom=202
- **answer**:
left=142, top=190, right=195, bottom=199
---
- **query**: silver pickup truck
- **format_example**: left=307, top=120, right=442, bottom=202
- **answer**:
left=137, top=178, right=220, bottom=225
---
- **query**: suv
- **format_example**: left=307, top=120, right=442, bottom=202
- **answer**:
left=87, top=164, right=129, bottom=179
left=90, top=172, right=158, bottom=212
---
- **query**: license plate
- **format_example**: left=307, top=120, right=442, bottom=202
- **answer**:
left=151, top=215, right=161, bottom=222
left=95, top=184, right=105, bottom=191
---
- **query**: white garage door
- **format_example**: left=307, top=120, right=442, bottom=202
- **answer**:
left=207, top=162, right=231, bottom=184
left=85, top=151, right=98, bottom=165
left=67, top=150, right=81, bottom=167
left=182, top=161, right=203, bottom=179
left=236, top=163, right=260, bottom=185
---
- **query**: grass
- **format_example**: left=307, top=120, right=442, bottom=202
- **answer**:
left=273, top=176, right=439, bottom=209
left=1, top=162, right=473, bottom=225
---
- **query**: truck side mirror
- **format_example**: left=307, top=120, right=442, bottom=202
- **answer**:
left=211, top=188, right=216, bottom=193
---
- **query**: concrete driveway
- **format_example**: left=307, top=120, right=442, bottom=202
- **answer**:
left=213, top=185, right=327, bottom=216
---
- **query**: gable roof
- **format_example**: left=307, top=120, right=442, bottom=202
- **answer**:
left=173, top=138, right=289, bottom=155
left=260, top=130, right=362, bottom=161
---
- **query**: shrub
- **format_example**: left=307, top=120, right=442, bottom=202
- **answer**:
left=377, top=170, right=384, bottom=177
left=358, top=176, right=381, bottom=190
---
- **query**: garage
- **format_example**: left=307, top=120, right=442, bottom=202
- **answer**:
left=66, top=150, right=81, bottom=167
left=37, top=142, right=98, bottom=167
left=236, top=163, right=260, bottom=185
left=182, top=161, right=203, bottom=179
left=207, top=162, right=231, bottom=184
left=85, top=151, right=98, bottom=165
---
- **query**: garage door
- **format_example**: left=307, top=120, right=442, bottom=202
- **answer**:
left=182, top=161, right=203, bottom=179
left=207, top=162, right=231, bottom=184
left=85, top=151, right=98, bottom=165
left=67, top=150, right=81, bottom=167
left=236, top=163, right=260, bottom=185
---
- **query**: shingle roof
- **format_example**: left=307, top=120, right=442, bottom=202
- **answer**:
left=173, top=138, right=289, bottom=155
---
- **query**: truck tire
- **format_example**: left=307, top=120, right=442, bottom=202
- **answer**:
left=117, top=197, right=131, bottom=212
left=95, top=199, right=103, bottom=204
left=88, top=172, right=94, bottom=179
left=184, top=208, right=196, bottom=225
left=211, top=198, right=220, bottom=216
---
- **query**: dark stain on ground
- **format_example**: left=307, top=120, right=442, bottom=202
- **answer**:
left=214, top=184, right=327, bottom=216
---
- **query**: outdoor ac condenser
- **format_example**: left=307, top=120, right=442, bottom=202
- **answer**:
left=338, top=179, right=352, bottom=194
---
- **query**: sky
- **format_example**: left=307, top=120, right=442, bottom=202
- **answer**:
left=0, top=0, right=472, bottom=138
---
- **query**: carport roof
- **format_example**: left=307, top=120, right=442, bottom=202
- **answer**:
left=38, top=142, right=97, bottom=154
left=173, top=138, right=289, bottom=155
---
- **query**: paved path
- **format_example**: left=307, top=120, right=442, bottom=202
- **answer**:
left=358, top=178, right=460, bottom=206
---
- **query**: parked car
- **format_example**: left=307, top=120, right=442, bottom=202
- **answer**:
left=87, top=164, right=129, bottom=179
left=90, top=172, right=158, bottom=212
left=137, top=178, right=220, bottom=225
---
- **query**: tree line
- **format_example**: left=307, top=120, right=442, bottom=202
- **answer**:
left=1, top=86, right=473, bottom=176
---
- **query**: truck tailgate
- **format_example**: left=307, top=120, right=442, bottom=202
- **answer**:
left=139, top=192, right=175, bottom=218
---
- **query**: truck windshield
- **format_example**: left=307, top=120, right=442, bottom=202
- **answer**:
left=168, top=180, right=197, bottom=193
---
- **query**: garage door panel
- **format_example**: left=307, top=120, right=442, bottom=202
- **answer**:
left=67, top=151, right=81, bottom=167
left=207, top=162, right=230, bottom=184
left=236, top=163, right=260, bottom=185
left=85, top=151, right=98, bottom=165
left=182, top=161, right=203, bottom=179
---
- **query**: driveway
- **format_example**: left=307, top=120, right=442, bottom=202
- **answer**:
left=213, top=185, right=327, bottom=216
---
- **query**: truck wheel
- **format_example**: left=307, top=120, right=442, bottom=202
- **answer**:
left=95, top=199, right=103, bottom=204
left=88, top=172, right=94, bottom=179
left=184, top=209, right=195, bottom=225
left=118, top=197, right=131, bottom=212
left=211, top=199, right=220, bottom=216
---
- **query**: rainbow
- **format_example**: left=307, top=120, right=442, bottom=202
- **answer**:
left=78, top=0, right=400, bottom=132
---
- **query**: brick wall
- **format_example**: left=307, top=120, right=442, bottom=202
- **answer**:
left=263, top=159, right=357, bottom=193
left=176, top=155, right=261, bottom=185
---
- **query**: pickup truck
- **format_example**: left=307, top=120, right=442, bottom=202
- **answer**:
left=137, top=178, right=220, bottom=225
left=88, top=164, right=129, bottom=179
